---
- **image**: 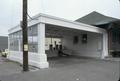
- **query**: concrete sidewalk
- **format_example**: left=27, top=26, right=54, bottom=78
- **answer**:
left=0, top=56, right=39, bottom=76
left=0, top=56, right=119, bottom=81
left=0, top=56, right=22, bottom=76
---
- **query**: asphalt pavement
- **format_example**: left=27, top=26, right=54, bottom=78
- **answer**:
left=0, top=56, right=119, bottom=81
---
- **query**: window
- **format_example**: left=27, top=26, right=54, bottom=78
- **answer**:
left=112, top=31, right=120, bottom=44
left=28, top=25, right=38, bottom=53
left=9, top=31, right=20, bottom=51
left=9, top=24, right=38, bottom=53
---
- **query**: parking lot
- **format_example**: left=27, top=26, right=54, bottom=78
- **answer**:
left=0, top=56, right=119, bottom=81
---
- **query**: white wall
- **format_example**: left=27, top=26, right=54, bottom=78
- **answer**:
left=8, top=51, right=48, bottom=68
left=8, top=51, right=38, bottom=66
left=62, top=32, right=103, bottom=58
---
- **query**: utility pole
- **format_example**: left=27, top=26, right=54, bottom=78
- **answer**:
left=118, top=1, right=120, bottom=81
left=117, top=1, right=120, bottom=81
left=22, top=0, right=29, bottom=71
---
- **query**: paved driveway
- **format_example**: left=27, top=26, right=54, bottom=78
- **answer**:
left=0, top=57, right=22, bottom=76
left=0, top=56, right=119, bottom=81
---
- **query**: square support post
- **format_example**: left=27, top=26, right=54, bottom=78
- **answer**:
left=18, top=39, right=21, bottom=52
left=37, top=23, right=49, bottom=68
left=7, top=35, right=10, bottom=58
left=102, top=32, right=109, bottom=59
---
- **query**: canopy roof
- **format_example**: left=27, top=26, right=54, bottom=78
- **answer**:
left=75, top=11, right=120, bottom=25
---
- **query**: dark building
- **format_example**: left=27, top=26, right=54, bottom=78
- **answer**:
left=0, top=36, right=8, bottom=50
left=76, top=11, right=120, bottom=57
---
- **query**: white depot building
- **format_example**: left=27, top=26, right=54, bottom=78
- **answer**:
left=8, top=13, right=108, bottom=68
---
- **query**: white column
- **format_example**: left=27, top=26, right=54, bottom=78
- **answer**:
left=37, top=23, right=49, bottom=68
left=102, top=32, right=109, bottom=59
left=7, top=35, right=10, bottom=58
left=18, top=39, right=21, bottom=52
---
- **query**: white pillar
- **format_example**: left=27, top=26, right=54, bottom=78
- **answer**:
left=37, top=23, right=49, bottom=68
left=102, top=32, right=109, bottom=59
left=7, top=35, right=10, bottom=58
left=18, top=39, right=21, bottom=52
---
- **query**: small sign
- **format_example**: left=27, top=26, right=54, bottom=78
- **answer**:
left=24, top=44, right=28, bottom=51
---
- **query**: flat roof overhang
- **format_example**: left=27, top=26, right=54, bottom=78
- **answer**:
left=8, top=13, right=107, bottom=34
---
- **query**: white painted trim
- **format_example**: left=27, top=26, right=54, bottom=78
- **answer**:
left=39, top=16, right=106, bottom=34
left=8, top=13, right=106, bottom=34
left=39, top=13, right=106, bottom=32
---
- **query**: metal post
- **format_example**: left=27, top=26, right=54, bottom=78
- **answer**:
left=22, top=0, right=29, bottom=71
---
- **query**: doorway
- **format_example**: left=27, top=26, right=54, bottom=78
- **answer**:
left=45, top=37, right=62, bottom=57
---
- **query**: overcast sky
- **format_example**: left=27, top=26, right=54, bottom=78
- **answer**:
left=0, top=0, right=120, bottom=36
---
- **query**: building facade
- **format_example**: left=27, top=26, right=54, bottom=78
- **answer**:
left=8, top=13, right=108, bottom=68
left=76, top=11, right=120, bottom=57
